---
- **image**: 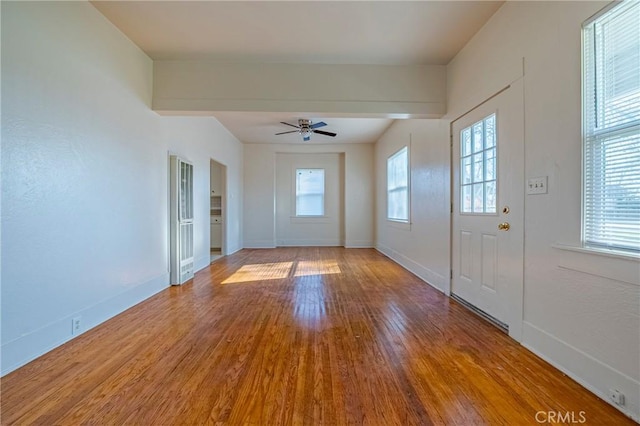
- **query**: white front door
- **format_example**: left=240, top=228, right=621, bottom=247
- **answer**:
left=451, top=80, right=525, bottom=341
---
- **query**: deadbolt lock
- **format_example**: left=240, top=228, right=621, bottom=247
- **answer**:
left=502, top=206, right=510, bottom=214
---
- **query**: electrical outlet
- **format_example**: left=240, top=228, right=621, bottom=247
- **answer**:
left=609, top=389, right=625, bottom=406
left=527, top=176, right=548, bottom=195
left=72, top=316, right=81, bottom=336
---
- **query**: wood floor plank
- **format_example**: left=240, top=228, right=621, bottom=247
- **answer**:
left=1, top=248, right=633, bottom=425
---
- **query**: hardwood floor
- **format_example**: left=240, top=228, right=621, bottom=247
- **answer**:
left=1, top=248, right=633, bottom=425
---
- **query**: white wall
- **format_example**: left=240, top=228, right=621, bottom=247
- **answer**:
left=244, top=143, right=374, bottom=248
left=375, top=120, right=450, bottom=293
left=447, top=1, right=640, bottom=420
left=275, top=153, right=344, bottom=246
left=1, top=2, right=243, bottom=375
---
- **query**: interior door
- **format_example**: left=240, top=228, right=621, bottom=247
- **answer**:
left=451, top=80, right=524, bottom=341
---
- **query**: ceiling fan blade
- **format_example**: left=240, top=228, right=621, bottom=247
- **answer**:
left=313, top=130, right=337, bottom=137
left=310, top=121, right=327, bottom=129
left=280, top=121, right=300, bottom=129
left=275, top=130, right=299, bottom=135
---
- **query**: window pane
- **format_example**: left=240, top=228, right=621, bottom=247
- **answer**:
left=462, top=184, right=472, bottom=213
left=585, top=130, right=640, bottom=250
left=473, top=122, right=484, bottom=153
left=473, top=183, right=484, bottom=213
left=387, top=147, right=409, bottom=221
left=596, top=3, right=640, bottom=129
left=473, top=153, right=484, bottom=183
left=486, top=149, right=496, bottom=181
left=462, top=128, right=472, bottom=156
left=297, top=194, right=324, bottom=216
left=462, top=157, right=472, bottom=184
left=296, top=169, right=324, bottom=216
left=485, top=114, right=496, bottom=148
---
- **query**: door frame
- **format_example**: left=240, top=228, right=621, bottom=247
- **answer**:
left=448, top=79, right=525, bottom=342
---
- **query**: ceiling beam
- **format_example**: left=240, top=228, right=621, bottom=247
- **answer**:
left=153, top=62, right=446, bottom=118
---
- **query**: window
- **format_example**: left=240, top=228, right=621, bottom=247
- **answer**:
left=583, top=1, right=640, bottom=254
left=460, top=114, right=497, bottom=214
left=387, top=146, right=409, bottom=221
left=296, top=169, right=324, bottom=216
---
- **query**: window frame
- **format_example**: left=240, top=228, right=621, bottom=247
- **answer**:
left=386, top=146, right=410, bottom=223
left=295, top=168, right=325, bottom=217
left=459, top=113, right=498, bottom=216
left=581, top=0, right=640, bottom=256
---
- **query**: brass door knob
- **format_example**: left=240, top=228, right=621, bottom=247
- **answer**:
left=498, top=222, right=511, bottom=231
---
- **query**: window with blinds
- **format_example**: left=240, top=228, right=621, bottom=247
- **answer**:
left=387, top=146, right=409, bottom=222
left=296, top=168, right=325, bottom=216
left=583, top=0, right=640, bottom=254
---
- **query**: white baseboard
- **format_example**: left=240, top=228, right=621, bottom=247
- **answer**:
left=1, top=273, right=169, bottom=376
left=375, top=243, right=448, bottom=294
left=344, top=240, right=374, bottom=248
left=243, top=240, right=276, bottom=249
left=522, top=321, right=639, bottom=423
left=276, top=239, right=342, bottom=247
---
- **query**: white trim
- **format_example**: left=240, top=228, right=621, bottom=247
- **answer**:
left=582, top=1, right=621, bottom=27
left=344, top=240, right=374, bottom=248
left=243, top=240, right=276, bottom=249
left=277, top=238, right=343, bottom=247
left=553, top=243, right=640, bottom=262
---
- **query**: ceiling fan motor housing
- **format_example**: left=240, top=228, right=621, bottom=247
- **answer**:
left=298, top=119, right=312, bottom=129
left=298, top=119, right=313, bottom=139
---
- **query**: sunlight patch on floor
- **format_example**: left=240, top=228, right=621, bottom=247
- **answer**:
left=221, top=262, right=293, bottom=284
left=293, top=260, right=341, bottom=277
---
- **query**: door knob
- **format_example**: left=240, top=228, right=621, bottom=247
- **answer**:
left=498, top=222, right=510, bottom=231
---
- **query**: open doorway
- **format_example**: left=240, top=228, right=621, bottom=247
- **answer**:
left=210, top=159, right=227, bottom=263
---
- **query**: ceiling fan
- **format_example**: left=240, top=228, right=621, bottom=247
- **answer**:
left=275, top=119, right=337, bottom=141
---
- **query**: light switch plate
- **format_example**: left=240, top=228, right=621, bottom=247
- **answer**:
left=527, top=176, right=548, bottom=195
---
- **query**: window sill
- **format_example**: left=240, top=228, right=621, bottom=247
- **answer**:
left=552, top=243, right=639, bottom=286
left=552, top=243, right=639, bottom=261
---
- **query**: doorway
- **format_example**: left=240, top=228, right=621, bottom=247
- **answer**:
left=210, top=159, right=227, bottom=263
left=451, top=79, right=525, bottom=341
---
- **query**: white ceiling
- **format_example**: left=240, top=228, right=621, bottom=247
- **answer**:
left=214, top=112, right=393, bottom=144
left=92, top=1, right=503, bottom=65
left=92, top=1, right=504, bottom=144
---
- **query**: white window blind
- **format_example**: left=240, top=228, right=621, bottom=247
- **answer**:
left=296, top=169, right=325, bottom=216
left=583, top=0, right=640, bottom=253
left=387, top=146, right=409, bottom=221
